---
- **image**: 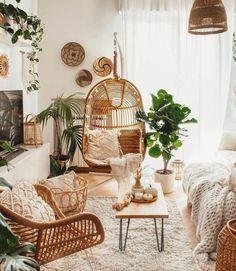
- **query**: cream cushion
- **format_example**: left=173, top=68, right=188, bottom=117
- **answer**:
left=86, top=129, right=120, bottom=163
left=0, top=182, right=55, bottom=222
left=218, top=131, right=236, bottom=150
left=39, top=171, right=78, bottom=213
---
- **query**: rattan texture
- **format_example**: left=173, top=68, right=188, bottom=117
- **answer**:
left=188, top=0, right=227, bottom=35
left=23, top=114, right=43, bottom=147
left=83, top=77, right=145, bottom=168
left=215, top=219, right=236, bottom=271
left=0, top=184, right=104, bottom=266
left=46, top=176, right=88, bottom=217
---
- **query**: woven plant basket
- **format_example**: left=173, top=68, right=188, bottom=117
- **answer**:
left=23, top=114, right=43, bottom=147
left=215, top=219, right=236, bottom=271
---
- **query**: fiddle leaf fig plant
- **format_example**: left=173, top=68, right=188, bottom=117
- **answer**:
left=136, top=89, right=197, bottom=174
left=0, top=0, right=43, bottom=92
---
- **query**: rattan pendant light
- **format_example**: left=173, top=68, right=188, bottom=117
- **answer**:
left=188, top=0, right=228, bottom=35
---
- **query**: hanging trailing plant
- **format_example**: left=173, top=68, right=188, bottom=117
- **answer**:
left=0, top=0, right=43, bottom=92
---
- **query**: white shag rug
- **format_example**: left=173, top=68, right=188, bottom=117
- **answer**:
left=42, top=197, right=198, bottom=271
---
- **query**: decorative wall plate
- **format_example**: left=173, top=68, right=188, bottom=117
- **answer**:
left=75, top=69, right=93, bottom=87
left=93, top=57, right=113, bottom=77
left=61, top=42, right=85, bottom=66
left=0, top=54, right=9, bottom=78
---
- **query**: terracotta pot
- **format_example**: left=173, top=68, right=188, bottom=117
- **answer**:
left=154, top=169, right=175, bottom=194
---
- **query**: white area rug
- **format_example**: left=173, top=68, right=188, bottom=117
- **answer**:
left=42, top=197, right=198, bottom=271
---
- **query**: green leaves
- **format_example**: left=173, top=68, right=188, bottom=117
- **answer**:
left=0, top=141, right=15, bottom=169
left=0, top=1, right=43, bottom=92
left=62, top=125, right=83, bottom=161
left=0, top=177, right=12, bottom=190
left=37, top=94, right=84, bottom=168
left=0, top=141, right=15, bottom=153
left=0, top=243, right=39, bottom=271
left=173, top=140, right=182, bottom=149
left=149, top=144, right=161, bottom=158
left=11, top=29, right=22, bottom=44
left=0, top=210, right=39, bottom=270
left=136, top=89, right=197, bottom=171
left=49, top=155, right=67, bottom=177
left=0, top=212, right=18, bottom=254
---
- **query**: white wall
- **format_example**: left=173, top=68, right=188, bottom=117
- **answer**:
left=38, top=0, right=122, bottom=149
left=0, top=0, right=38, bottom=115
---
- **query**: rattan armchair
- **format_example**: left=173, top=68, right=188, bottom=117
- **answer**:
left=0, top=185, right=105, bottom=266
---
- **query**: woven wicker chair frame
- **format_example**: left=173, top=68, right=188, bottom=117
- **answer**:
left=0, top=184, right=105, bottom=266
left=82, top=77, right=145, bottom=169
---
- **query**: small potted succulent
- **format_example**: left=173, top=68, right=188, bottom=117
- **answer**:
left=136, top=89, right=197, bottom=193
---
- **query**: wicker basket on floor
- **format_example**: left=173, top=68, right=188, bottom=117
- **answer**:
left=39, top=175, right=88, bottom=217
left=215, top=219, right=236, bottom=271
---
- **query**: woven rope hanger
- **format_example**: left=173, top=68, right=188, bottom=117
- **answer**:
left=102, top=33, right=126, bottom=109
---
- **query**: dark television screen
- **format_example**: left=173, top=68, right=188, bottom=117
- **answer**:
left=0, top=90, right=23, bottom=146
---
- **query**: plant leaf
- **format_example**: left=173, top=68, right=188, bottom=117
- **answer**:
left=148, top=144, right=161, bottom=158
left=0, top=254, right=39, bottom=271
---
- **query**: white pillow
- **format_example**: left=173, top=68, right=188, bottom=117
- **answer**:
left=223, top=168, right=236, bottom=192
left=0, top=182, right=55, bottom=222
left=218, top=131, right=236, bottom=150
left=39, top=171, right=78, bottom=213
left=86, top=129, right=120, bottom=161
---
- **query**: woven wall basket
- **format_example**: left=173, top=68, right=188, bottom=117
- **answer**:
left=23, top=114, right=43, bottom=147
left=215, top=219, right=236, bottom=271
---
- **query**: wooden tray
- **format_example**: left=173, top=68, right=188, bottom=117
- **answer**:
left=131, top=196, right=157, bottom=204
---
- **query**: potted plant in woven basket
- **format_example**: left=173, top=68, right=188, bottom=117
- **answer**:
left=136, top=89, right=197, bottom=193
left=37, top=93, right=84, bottom=176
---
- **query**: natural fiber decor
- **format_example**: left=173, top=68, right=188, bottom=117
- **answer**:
left=23, top=114, right=43, bottom=147
left=0, top=184, right=104, bottom=266
left=188, top=0, right=228, bottom=35
left=39, top=175, right=88, bottom=217
left=82, top=33, right=145, bottom=170
left=215, top=219, right=236, bottom=271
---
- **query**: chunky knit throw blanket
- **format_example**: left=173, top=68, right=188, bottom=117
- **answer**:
left=183, top=163, right=236, bottom=271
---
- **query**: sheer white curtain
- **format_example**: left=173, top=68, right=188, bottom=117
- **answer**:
left=120, top=0, right=235, bottom=168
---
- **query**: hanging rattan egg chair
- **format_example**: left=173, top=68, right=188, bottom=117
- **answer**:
left=82, top=34, right=145, bottom=171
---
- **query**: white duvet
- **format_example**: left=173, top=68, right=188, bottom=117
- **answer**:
left=183, top=162, right=236, bottom=271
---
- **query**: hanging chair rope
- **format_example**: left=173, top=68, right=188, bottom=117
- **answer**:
left=113, top=32, right=119, bottom=80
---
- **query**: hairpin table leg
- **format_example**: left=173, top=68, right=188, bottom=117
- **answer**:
left=123, top=218, right=130, bottom=251
left=119, top=219, right=123, bottom=251
left=154, top=218, right=165, bottom=252
left=161, top=218, right=164, bottom=251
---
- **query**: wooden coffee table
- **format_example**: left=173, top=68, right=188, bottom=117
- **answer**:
left=116, top=183, right=169, bottom=251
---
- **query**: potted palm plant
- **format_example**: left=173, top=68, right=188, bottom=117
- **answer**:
left=37, top=93, right=84, bottom=176
left=136, top=89, right=197, bottom=193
